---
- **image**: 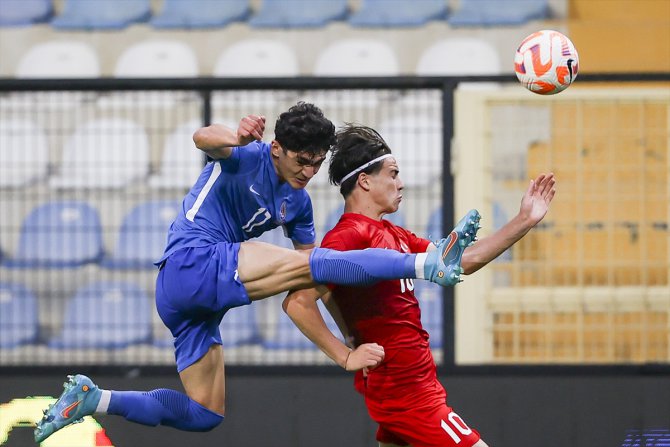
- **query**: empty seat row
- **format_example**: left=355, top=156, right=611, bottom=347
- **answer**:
left=0, top=113, right=444, bottom=189
left=11, top=36, right=503, bottom=78
left=0, top=118, right=205, bottom=189
left=0, top=0, right=550, bottom=29
left=0, top=280, right=349, bottom=351
left=0, top=200, right=416, bottom=269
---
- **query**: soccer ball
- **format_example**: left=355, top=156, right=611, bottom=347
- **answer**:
left=514, top=30, right=579, bottom=95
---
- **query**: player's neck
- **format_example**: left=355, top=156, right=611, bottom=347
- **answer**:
left=344, top=200, right=384, bottom=221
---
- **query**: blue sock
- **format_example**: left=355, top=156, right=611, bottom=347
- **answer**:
left=309, top=247, right=416, bottom=286
left=107, top=389, right=223, bottom=432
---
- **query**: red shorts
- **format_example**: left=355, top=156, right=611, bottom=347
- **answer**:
left=365, top=381, right=481, bottom=447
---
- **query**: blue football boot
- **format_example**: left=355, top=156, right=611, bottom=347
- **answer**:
left=35, top=374, right=102, bottom=443
left=424, top=209, right=481, bottom=286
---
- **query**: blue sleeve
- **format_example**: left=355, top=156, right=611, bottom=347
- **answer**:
left=219, top=141, right=266, bottom=174
left=285, top=194, right=316, bottom=245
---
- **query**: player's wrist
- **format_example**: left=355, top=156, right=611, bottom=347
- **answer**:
left=343, top=349, right=353, bottom=370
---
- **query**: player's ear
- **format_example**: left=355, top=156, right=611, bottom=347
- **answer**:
left=270, top=140, right=281, bottom=157
left=358, top=173, right=371, bottom=191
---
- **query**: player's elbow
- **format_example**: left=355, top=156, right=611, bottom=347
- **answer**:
left=192, top=128, right=209, bottom=150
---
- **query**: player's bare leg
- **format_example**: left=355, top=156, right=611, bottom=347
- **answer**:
left=238, top=241, right=315, bottom=300
left=179, top=344, right=226, bottom=414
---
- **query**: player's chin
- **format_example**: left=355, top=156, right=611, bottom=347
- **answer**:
left=292, top=178, right=310, bottom=188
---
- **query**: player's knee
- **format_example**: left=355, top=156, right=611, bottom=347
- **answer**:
left=192, top=402, right=225, bottom=432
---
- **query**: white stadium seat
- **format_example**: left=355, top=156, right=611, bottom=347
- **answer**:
left=114, top=39, right=199, bottom=77
left=314, top=39, right=399, bottom=76
left=213, top=39, right=299, bottom=77
left=49, top=118, right=150, bottom=189
left=0, top=119, right=49, bottom=188
left=16, top=41, right=100, bottom=78
left=149, top=119, right=206, bottom=190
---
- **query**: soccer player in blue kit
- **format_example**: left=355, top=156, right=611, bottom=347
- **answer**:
left=35, top=103, right=479, bottom=442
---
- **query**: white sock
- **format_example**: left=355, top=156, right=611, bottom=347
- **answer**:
left=95, top=390, right=111, bottom=414
left=415, top=253, right=428, bottom=279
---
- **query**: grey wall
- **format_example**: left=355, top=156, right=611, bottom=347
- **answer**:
left=2, top=372, right=669, bottom=447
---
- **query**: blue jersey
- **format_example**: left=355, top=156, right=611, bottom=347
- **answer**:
left=158, top=141, right=315, bottom=263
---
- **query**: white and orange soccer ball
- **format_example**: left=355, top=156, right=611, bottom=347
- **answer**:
left=514, top=30, right=579, bottom=95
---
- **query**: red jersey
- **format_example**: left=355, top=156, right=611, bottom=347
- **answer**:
left=321, top=213, right=436, bottom=400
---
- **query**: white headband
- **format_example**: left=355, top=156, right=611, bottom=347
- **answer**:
left=340, top=154, right=394, bottom=184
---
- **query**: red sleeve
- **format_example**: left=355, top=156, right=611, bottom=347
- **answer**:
left=395, top=226, right=431, bottom=253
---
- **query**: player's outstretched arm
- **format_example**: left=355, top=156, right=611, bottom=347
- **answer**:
left=193, top=115, right=266, bottom=159
left=283, top=289, right=385, bottom=371
left=461, top=172, right=556, bottom=275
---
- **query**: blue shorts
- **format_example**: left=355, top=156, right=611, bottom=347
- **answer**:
left=156, top=243, right=251, bottom=372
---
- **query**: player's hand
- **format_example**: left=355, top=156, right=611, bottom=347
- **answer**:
left=237, top=115, right=266, bottom=146
left=519, top=172, right=556, bottom=226
left=345, top=343, right=385, bottom=371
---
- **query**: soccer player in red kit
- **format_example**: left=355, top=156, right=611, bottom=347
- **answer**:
left=284, top=124, right=556, bottom=447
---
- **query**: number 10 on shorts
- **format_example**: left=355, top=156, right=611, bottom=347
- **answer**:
left=441, top=412, right=473, bottom=443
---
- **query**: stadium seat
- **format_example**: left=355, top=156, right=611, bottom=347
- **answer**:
left=262, top=299, right=341, bottom=350
left=4, top=201, right=103, bottom=268
left=149, top=120, right=205, bottom=189
left=0, top=0, right=52, bottom=26
left=114, top=40, right=199, bottom=77
left=448, top=0, right=549, bottom=27
left=377, top=114, right=442, bottom=187
left=49, top=118, right=150, bottom=189
left=416, top=37, right=502, bottom=76
left=156, top=303, right=261, bottom=348
left=151, top=0, right=250, bottom=28
left=49, top=281, right=152, bottom=349
left=213, top=39, right=299, bottom=77
left=51, top=0, right=151, bottom=30
left=314, top=39, right=399, bottom=76
left=349, top=0, right=447, bottom=27
left=0, top=282, right=39, bottom=348
left=249, top=0, right=348, bottom=28
left=414, top=280, right=443, bottom=348
left=16, top=41, right=100, bottom=78
left=0, top=119, right=49, bottom=188
left=102, top=200, right=180, bottom=270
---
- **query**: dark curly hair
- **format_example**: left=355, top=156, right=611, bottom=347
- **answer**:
left=329, top=123, right=392, bottom=198
left=274, top=102, right=336, bottom=156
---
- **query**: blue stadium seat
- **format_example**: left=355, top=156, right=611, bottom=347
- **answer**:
left=49, top=281, right=152, bottom=349
left=414, top=280, right=443, bottom=348
left=102, top=200, right=180, bottom=270
left=4, top=201, right=103, bottom=268
left=0, top=0, right=52, bottom=26
left=153, top=302, right=261, bottom=348
left=349, top=0, right=447, bottom=27
left=220, top=304, right=262, bottom=347
left=151, top=0, right=250, bottom=28
left=51, top=0, right=151, bottom=30
left=0, top=282, right=39, bottom=348
left=448, top=0, right=549, bottom=27
left=263, top=300, right=341, bottom=350
left=249, top=0, right=348, bottom=28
